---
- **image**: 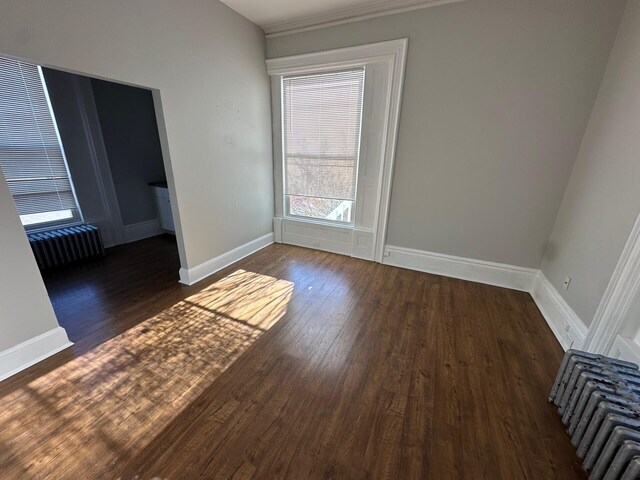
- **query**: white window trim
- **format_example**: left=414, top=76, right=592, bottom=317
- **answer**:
left=267, top=38, right=408, bottom=262
left=584, top=212, right=640, bottom=356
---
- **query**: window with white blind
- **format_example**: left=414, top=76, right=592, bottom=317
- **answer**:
left=0, top=56, right=81, bottom=229
left=282, top=68, right=365, bottom=224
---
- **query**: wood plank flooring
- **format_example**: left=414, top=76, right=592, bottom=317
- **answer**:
left=0, top=236, right=586, bottom=479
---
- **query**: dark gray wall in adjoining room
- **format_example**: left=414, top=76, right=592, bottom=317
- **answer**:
left=42, top=67, right=125, bottom=246
left=43, top=68, right=104, bottom=229
left=91, top=78, right=166, bottom=226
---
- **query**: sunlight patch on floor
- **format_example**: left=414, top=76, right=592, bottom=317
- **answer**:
left=0, top=269, right=293, bottom=479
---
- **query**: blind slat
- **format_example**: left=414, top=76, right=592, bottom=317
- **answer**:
left=0, top=56, right=80, bottom=224
left=283, top=69, right=365, bottom=202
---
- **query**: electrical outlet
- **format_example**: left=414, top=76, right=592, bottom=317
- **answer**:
left=312, top=241, right=320, bottom=247
left=563, top=276, right=572, bottom=290
left=383, top=250, right=391, bottom=257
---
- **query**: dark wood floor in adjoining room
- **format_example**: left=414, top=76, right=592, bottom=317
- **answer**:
left=0, top=236, right=585, bottom=479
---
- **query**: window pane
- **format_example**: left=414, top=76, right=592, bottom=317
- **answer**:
left=0, top=56, right=81, bottom=229
left=20, top=209, right=74, bottom=226
left=283, top=69, right=364, bottom=224
left=287, top=195, right=354, bottom=223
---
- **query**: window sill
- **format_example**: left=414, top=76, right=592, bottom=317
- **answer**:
left=25, top=220, right=86, bottom=234
left=283, top=215, right=355, bottom=230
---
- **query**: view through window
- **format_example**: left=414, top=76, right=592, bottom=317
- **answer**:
left=282, top=68, right=365, bottom=224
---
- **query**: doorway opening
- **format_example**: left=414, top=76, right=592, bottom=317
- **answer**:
left=0, top=55, right=180, bottom=346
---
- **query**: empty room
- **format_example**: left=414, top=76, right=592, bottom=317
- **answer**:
left=1, top=0, right=639, bottom=479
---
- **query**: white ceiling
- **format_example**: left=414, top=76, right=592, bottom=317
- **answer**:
left=220, top=0, right=463, bottom=35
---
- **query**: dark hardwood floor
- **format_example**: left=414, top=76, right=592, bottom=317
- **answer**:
left=42, top=234, right=183, bottom=353
left=0, top=236, right=586, bottom=479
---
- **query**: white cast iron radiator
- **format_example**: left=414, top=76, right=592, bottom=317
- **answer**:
left=550, top=350, right=640, bottom=479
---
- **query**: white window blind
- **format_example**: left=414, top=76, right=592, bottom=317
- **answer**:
left=282, top=68, right=364, bottom=223
left=0, top=56, right=80, bottom=228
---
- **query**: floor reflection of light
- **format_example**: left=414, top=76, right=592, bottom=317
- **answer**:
left=0, top=269, right=293, bottom=479
left=49, top=281, right=103, bottom=306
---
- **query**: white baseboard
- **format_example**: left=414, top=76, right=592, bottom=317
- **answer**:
left=382, top=245, right=538, bottom=292
left=123, top=218, right=163, bottom=243
left=0, top=327, right=73, bottom=382
left=382, top=245, right=588, bottom=351
left=179, top=233, right=274, bottom=286
left=530, top=272, right=588, bottom=351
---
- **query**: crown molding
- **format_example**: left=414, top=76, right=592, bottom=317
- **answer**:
left=264, top=0, right=467, bottom=37
left=266, top=38, right=408, bottom=75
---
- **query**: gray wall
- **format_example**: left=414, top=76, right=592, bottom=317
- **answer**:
left=0, top=170, right=60, bottom=350
left=0, top=0, right=274, bottom=271
left=91, top=78, right=166, bottom=226
left=267, top=0, right=626, bottom=268
left=541, top=0, right=640, bottom=328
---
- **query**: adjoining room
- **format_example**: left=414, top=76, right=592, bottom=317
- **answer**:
left=0, top=56, right=180, bottom=348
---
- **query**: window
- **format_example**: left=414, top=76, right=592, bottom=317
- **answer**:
left=282, top=68, right=364, bottom=224
left=0, top=56, right=81, bottom=229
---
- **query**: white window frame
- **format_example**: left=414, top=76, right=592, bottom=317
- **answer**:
left=267, top=38, right=408, bottom=262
